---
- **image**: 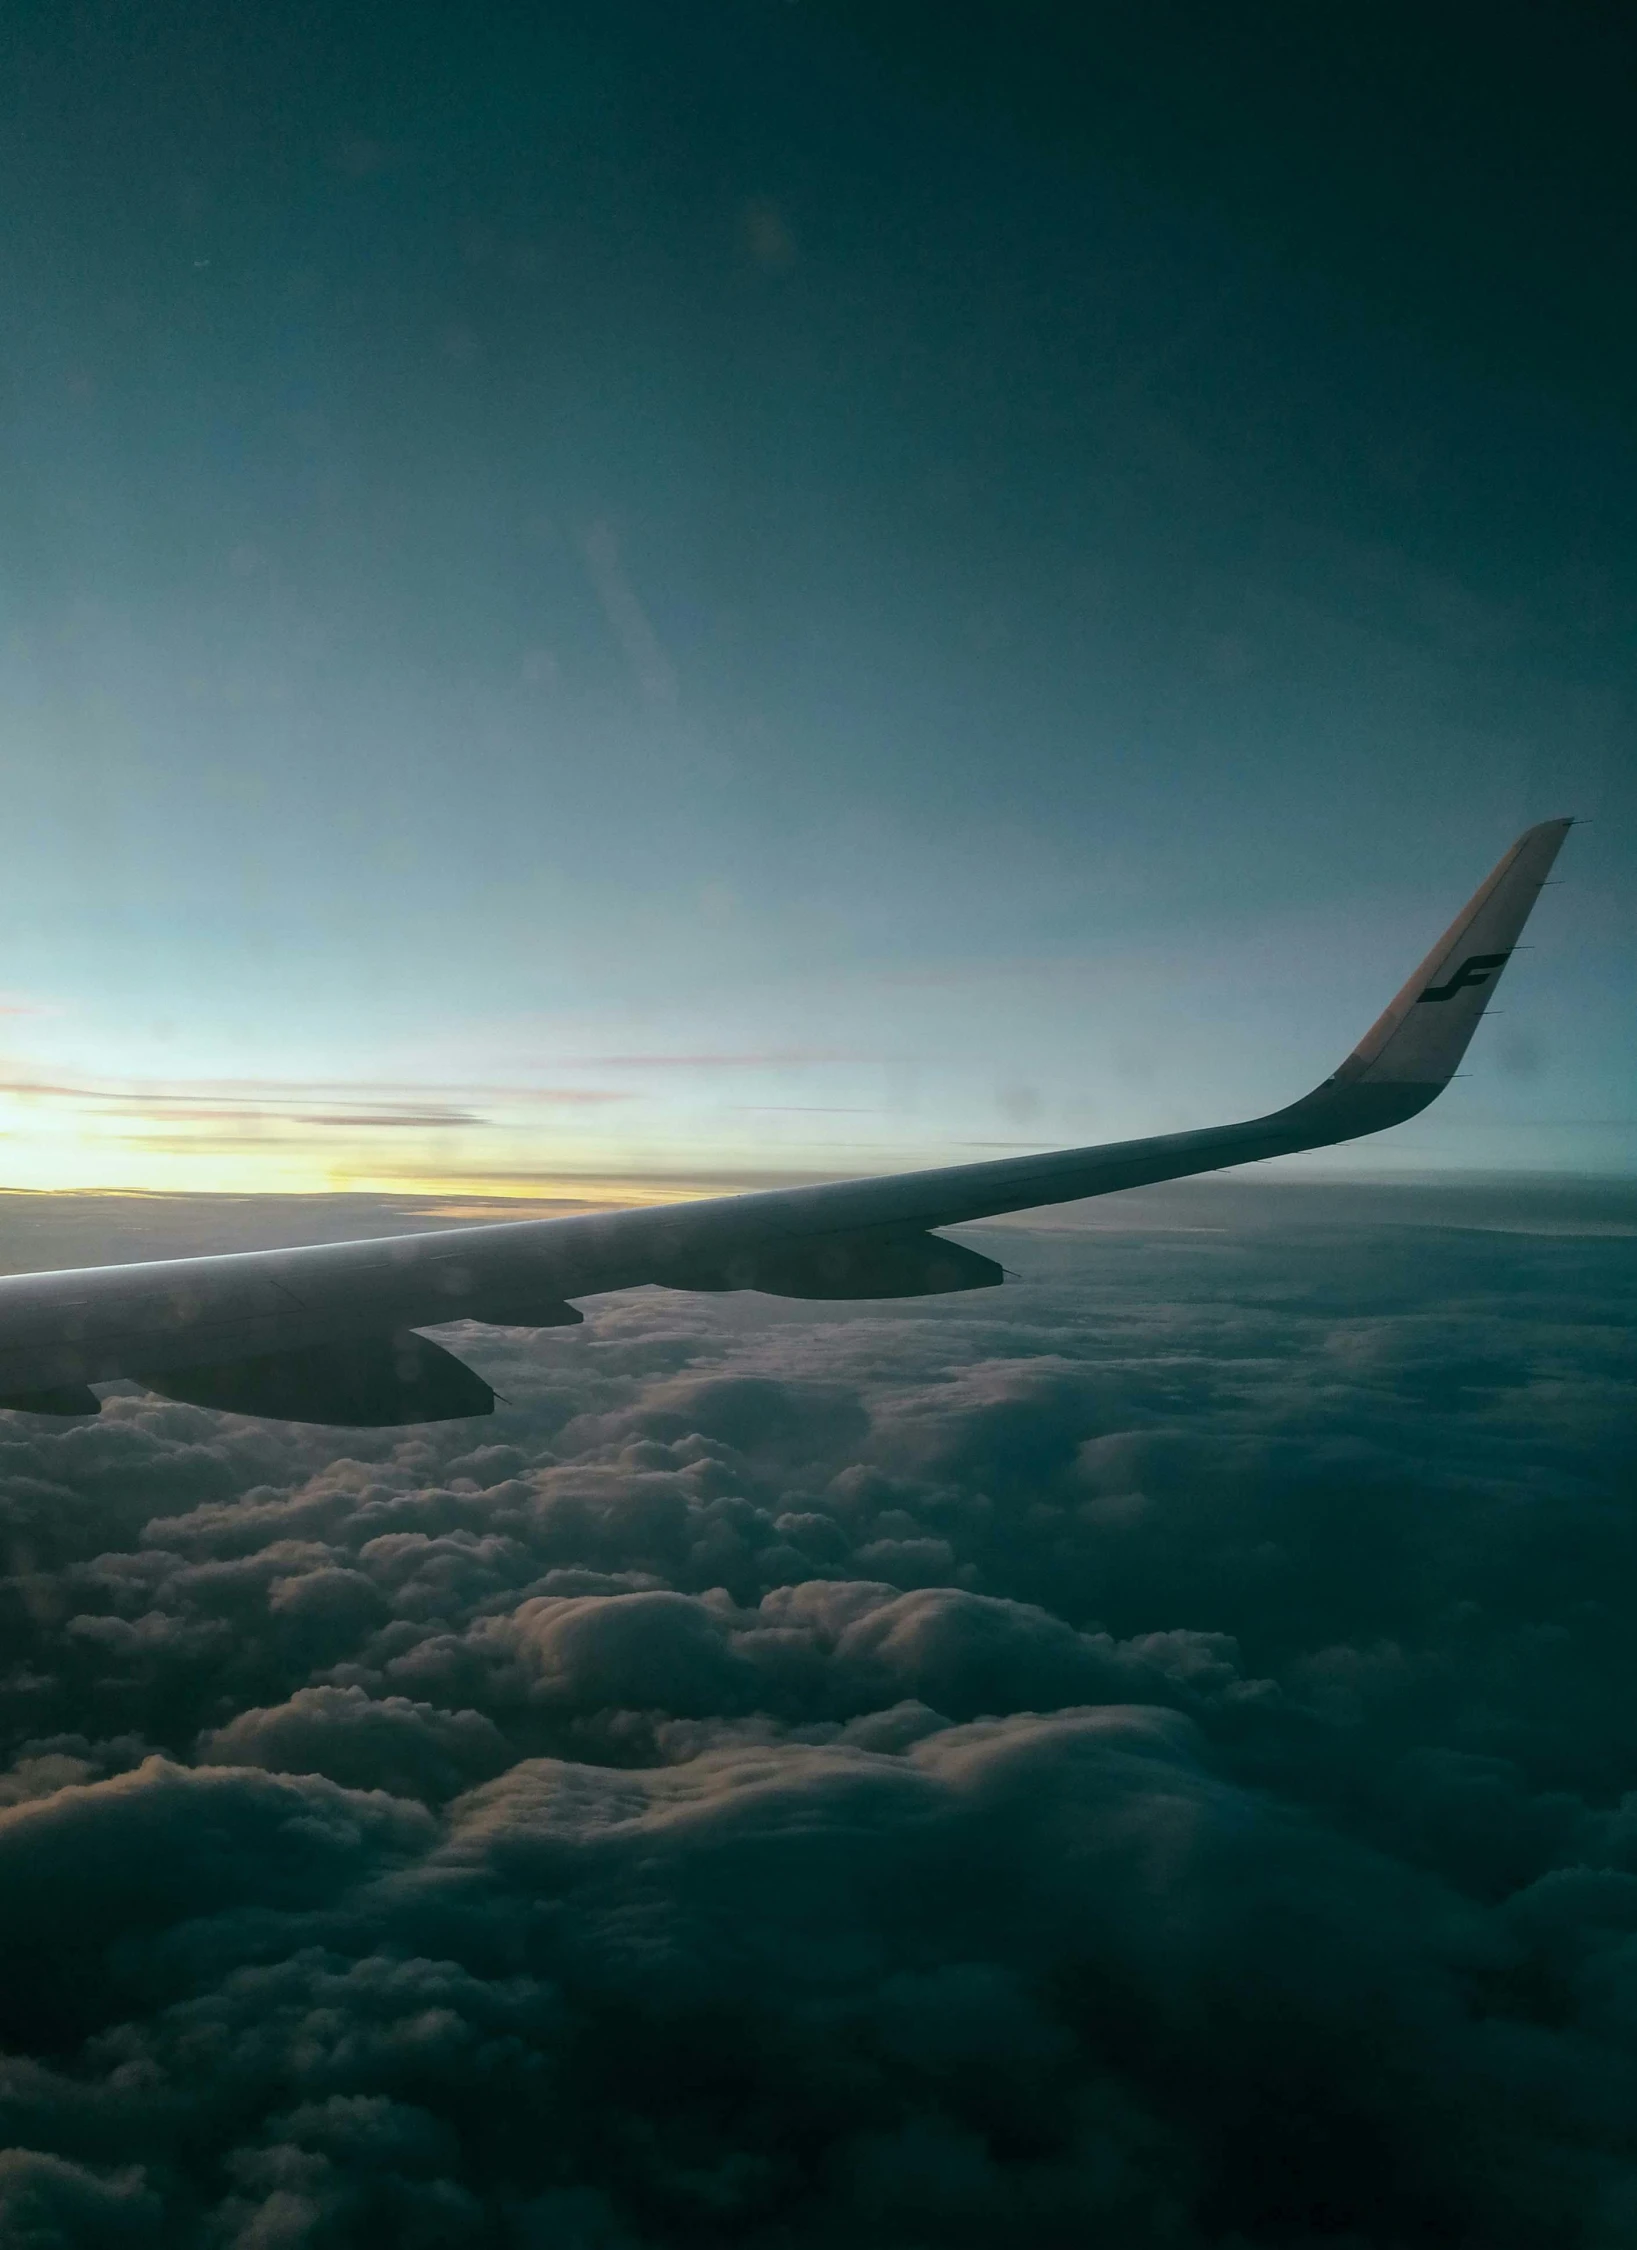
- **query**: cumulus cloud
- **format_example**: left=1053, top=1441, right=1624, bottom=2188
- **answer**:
left=0, top=1182, right=1632, bottom=2244
left=197, top=1685, right=510, bottom=1802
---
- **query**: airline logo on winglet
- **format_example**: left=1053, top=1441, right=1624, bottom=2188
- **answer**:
left=1418, top=950, right=1511, bottom=1003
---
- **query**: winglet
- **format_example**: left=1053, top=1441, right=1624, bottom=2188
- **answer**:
left=1324, top=817, right=1572, bottom=1094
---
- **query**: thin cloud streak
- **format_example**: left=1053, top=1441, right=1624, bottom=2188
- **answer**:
left=0, top=1071, right=639, bottom=1111
left=580, top=519, right=679, bottom=711
left=550, top=1051, right=856, bottom=1069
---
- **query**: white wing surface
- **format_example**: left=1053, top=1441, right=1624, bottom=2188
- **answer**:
left=0, top=820, right=1572, bottom=1424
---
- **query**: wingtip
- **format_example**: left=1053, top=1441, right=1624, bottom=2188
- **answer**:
left=1324, top=817, right=1570, bottom=1096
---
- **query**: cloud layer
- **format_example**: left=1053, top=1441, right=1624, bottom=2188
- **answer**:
left=0, top=1189, right=1632, bottom=2246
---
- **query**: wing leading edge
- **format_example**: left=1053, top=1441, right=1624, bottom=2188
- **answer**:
left=0, top=820, right=1572, bottom=1421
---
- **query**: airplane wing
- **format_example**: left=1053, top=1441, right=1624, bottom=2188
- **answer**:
left=0, top=818, right=1572, bottom=1425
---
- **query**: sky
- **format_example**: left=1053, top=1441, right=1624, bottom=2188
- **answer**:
left=0, top=1175, right=1632, bottom=2243
left=0, top=0, right=1632, bottom=1197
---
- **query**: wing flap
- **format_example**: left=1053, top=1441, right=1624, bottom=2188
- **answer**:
left=669, top=1227, right=1005, bottom=1299
left=138, top=1331, right=494, bottom=1426
left=0, top=1384, right=102, bottom=1418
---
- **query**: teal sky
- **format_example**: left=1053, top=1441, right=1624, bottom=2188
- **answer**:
left=0, top=1, right=1630, bottom=1194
